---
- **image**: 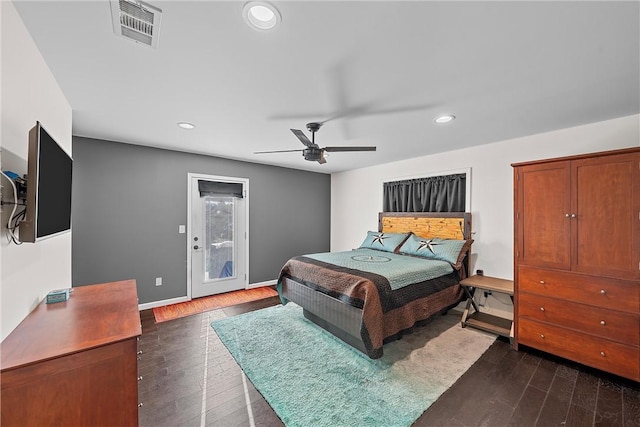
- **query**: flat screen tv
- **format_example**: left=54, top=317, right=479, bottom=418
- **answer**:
left=21, top=121, right=73, bottom=242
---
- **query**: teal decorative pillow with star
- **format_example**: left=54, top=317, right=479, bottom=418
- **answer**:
left=359, top=231, right=410, bottom=253
left=399, top=234, right=473, bottom=268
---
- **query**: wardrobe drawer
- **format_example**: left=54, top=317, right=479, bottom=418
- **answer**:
left=518, top=318, right=639, bottom=381
left=518, top=266, right=639, bottom=313
left=518, top=294, right=640, bottom=345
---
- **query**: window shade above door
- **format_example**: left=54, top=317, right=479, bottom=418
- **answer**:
left=197, top=180, right=244, bottom=198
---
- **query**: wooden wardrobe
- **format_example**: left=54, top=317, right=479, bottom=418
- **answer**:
left=513, top=147, right=640, bottom=381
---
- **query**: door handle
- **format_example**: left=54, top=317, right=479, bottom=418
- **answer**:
left=193, top=245, right=200, bottom=250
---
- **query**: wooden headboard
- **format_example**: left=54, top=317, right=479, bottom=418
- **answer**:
left=378, top=212, right=472, bottom=240
left=379, top=212, right=473, bottom=275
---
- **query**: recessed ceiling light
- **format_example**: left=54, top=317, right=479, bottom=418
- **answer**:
left=243, top=1, right=281, bottom=31
left=177, top=122, right=195, bottom=129
left=434, top=114, right=456, bottom=124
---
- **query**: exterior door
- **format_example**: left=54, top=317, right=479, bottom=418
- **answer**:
left=189, top=174, right=248, bottom=298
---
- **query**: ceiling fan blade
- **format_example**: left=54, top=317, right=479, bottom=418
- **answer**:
left=323, top=146, right=377, bottom=152
left=355, top=103, right=434, bottom=118
left=254, top=149, right=304, bottom=154
left=323, top=62, right=352, bottom=139
left=290, top=129, right=315, bottom=147
left=268, top=112, right=328, bottom=121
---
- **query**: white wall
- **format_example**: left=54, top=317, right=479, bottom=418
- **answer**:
left=0, top=1, right=72, bottom=340
left=331, top=114, right=639, bottom=318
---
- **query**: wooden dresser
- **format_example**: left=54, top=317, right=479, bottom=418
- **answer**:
left=513, top=147, right=640, bottom=381
left=0, top=280, right=142, bottom=426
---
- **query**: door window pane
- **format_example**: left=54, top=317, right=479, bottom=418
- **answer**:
left=203, top=196, right=235, bottom=281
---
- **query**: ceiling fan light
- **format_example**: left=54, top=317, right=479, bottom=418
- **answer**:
left=434, top=114, right=456, bottom=124
left=243, top=2, right=281, bottom=31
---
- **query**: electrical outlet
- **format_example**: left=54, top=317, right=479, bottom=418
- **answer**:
left=155, top=277, right=162, bottom=286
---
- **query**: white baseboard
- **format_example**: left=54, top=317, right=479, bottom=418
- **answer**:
left=138, top=296, right=189, bottom=311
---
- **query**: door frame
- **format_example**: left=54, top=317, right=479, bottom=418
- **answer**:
left=186, top=173, right=249, bottom=300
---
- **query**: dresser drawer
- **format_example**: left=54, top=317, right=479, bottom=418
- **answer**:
left=518, top=266, right=639, bottom=313
left=518, top=293, right=640, bottom=345
left=518, top=318, right=639, bottom=380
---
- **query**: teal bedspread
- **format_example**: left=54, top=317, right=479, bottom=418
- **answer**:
left=305, top=248, right=453, bottom=291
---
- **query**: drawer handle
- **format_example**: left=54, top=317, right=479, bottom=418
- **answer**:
left=600, top=320, right=606, bottom=326
left=540, top=307, right=545, bottom=312
left=600, top=289, right=607, bottom=295
left=138, top=403, right=144, bottom=408
left=137, top=350, right=143, bottom=355
left=600, top=351, right=606, bottom=357
left=138, top=376, right=143, bottom=381
left=540, top=334, right=545, bottom=339
left=539, top=280, right=545, bottom=284
left=565, top=213, right=570, bottom=218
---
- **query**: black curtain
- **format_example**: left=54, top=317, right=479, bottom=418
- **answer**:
left=383, top=174, right=466, bottom=212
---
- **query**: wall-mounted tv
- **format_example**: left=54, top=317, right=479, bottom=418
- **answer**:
left=21, top=121, right=73, bottom=242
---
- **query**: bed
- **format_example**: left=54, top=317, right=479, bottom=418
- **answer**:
left=277, top=212, right=472, bottom=359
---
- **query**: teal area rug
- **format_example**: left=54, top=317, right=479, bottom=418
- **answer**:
left=211, top=303, right=495, bottom=427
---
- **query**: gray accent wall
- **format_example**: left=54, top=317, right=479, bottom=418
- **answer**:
left=72, top=137, right=330, bottom=304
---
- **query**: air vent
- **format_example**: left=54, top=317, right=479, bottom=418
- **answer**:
left=110, top=0, right=162, bottom=49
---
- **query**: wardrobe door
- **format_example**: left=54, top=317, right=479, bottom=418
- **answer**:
left=516, top=161, right=571, bottom=270
left=571, top=152, right=640, bottom=280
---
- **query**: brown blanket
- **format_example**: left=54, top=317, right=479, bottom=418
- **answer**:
left=277, top=256, right=463, bottom=358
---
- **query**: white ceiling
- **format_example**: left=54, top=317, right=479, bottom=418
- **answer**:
left=14, top=0, right=640, bottom=174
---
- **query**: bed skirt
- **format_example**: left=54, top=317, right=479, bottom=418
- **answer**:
left=280, top=277, right=368, bottom=354
left=280, top=276, right=463, bottom=358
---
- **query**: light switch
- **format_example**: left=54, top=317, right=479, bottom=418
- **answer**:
left=178, top=225, right=186, bottom=234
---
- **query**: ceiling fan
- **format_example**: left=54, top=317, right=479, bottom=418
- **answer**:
left=254, top=122, right=376, bottom=164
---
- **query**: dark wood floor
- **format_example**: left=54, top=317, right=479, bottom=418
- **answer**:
left=138, top=297, right=640, bottom=427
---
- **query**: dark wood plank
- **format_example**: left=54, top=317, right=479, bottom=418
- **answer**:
left=535, top=374, right=575, bottom=426
left=445, top=352, right=522, bottom=426
left=529, top=357, right=559, bottom=392
left=480, top=336, right=513, bottom=364
left=493, top=352, right=541, bottom=407
left=565, top=404, right=595, bottom=427
left=222, top=296, right=282, bottom=316
left=415, top=359, right=498, bottom=426
left=622, top=385, right=640, bottom=427
left=594, top=379, right=623, bottom=426
left=507, top=385, right=547, bottom=426
left=571, top=370, right=600, bottom=410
